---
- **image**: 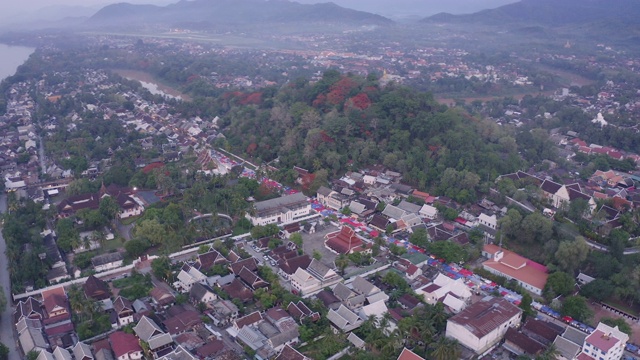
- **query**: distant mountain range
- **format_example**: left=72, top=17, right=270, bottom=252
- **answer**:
left=87, top=0, right=393, bottom=29
left=293, top=0, right=518, bottom=20
left=424, top=0, right=640, bottom=27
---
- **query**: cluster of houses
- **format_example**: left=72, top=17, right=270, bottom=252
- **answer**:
left=1, top=81, right=45, bottom=193
left=2, top=66, right=225, bottom=203
left=57, top=183, right=145, bottom=220
left=499, top=165, right=638, bottom=232
left=15, top=271, right=242, bottom=360
left=443, top=295, right=630, bottom=360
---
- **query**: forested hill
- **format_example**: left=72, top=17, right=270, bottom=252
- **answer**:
left=207, top=71, right=523, bottom=199
left=424, top=0, right=640, bottom=27
left=88, top=0, right=392, bottom=29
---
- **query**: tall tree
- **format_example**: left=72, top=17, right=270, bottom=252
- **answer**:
left=554, top=236, right=589, bottom=274
left=99, top=196, right=120, bottom=221
left=561, top=296, right=593, bottom=322
left=544, top=271, right=575, bottom=301
left=429, top=337, right=461, bottom=360
left=0, top=343, right=9, bottom=360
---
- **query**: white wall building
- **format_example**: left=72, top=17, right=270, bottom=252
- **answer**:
left=581, top=322, right=629, bottom=360
left=247, top=193, right=310, bottom=226
left=446, top=297, right=522, bottom=354
left=477, top=213, right=497, bottom=230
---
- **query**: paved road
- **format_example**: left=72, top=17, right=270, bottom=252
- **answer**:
left=0, top=194, right=19, bottom=360
left=115, top=219, right=134, bottom=241
left=38, top=135, right=46, bottom=175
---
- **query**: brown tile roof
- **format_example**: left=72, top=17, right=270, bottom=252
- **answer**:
left=522, top=318, right=564, bottom=344
left=163, top=310, right=202, bottom=335
left=398, top=294, right=421, bottom=310
left=504, top=327, right=545, bottom=355
left=222, top=279, right=253, bottom=302
left=196, top=250, right=228, bottom=270
left=230, top=258, right=258, bottom=275
left=316, top=290, right=340, bottom=308
left=42, top=286, right=69, bottom=320
left=83, top=275, right=111, bottom=301
left=238, top=267, right=269, bottom=290
left=541, top=179, right=563, bottom=194
left=149, top=287, right=176, bottom=306
left=274, top=345, right=309, bottom=360
left=278, top=255, right=312, bottom=275
left=196, top=340, right=225, bottom=358
left=235, top=311, right=263, bottom=329
left=448, top=297, right=521, bottom=339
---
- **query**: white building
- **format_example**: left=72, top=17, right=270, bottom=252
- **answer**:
left=446, top=297, right=522, bottom=354
left=290, top=268, right=321, bottom=296
left=416, top=273, right=472, bottom=313
left=419, top=204, right=438, bottom=220
left=174, top=264, right=207, bottom=292
left=91, top=252, right=124, bottom=272
left=580, top=322, right=628, bottom=360
left=477, top=213, right=497, bottom=230
left=482, top=244, right=548, bottom=296
left=247, top=193, right=311, bottom=226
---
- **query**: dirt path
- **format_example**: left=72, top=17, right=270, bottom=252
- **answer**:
left=590, top=302, right=640, bottom=344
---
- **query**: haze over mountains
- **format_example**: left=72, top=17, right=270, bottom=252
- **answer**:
left=1, top=0, right=639, bottom=38
left=88, top=0, right=392, bottom=29
left=1, top=0, right=520, bottom=31
left=425, top=0, right=640, bottom=26
left=293, top=0, right=518, bottom=20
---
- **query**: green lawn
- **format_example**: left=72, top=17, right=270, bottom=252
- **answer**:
left=298, top=334, right=348, bottom=360
left=113, top=272, right=153, bottom=300
left=120, top=216, right=141, bottom=225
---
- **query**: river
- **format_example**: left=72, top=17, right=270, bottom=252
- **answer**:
left=113, top=69, right=191, bottom=101
left=0, top=44, right=35, bottom=81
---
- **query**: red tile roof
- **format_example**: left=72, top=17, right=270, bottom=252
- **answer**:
left=577, top=353, right=595, bottom=360
left=483, top=245, right=548, bottom=291
left=397, top=348, right=426, bottom=360
left=42, top=286, right=68, bottom=314
left=325, top=226, right=363, bottom=254
left=109, top=331, right=142, bottom=358
left=586, top=330, right=620, bottom=352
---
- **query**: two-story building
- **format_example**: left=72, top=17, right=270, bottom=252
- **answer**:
left=446, top=297, right=522, bottom=354
left=247, top=193, right=311, bottom=226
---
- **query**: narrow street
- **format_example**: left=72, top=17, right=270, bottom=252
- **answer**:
left=38, top=135, right=46, bottom=176
left=0, top=194, right=19, bottom=360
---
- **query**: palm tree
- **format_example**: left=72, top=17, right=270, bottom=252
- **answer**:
left=536, top=343, right=560, bottom=360
left=429, top=302, right=449, bottom=332
left=335, top=254, right=349, bottom=275
left=429, top=337, right=461, bottom=360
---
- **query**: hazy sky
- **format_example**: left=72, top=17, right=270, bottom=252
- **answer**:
left=0, top=0, right=172, bottom=19
left=0, top=0, right=518, bottom=21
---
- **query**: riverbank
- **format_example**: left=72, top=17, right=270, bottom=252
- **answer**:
left=0, top=44, right=35, bottom=82
left=112, top=69, right=192, bottom=101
